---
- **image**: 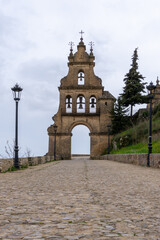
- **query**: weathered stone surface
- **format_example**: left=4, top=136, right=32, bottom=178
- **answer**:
left=0, top=156, right=54, bottom=172
left=47, top=37, right=115, bottom=159
left=0, top=159, right=160, bottom=239
left=99, top=153, right=160, bottom=168
left=149, top=77, right=160, bottom=108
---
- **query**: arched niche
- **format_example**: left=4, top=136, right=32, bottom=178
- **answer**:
left=66, top=95, right=72, bottom=113
left=78, top=71, right=85, bottom=85
left=89, top=96, right=96, bottom=113
left=77, top=95, right=85, bottom=113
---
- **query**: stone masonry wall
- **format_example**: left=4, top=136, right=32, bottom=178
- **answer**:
left=1, top=154, right=159, bottom=172
left=99, top=153, right=160, bottom=168
left=0, top=156, right=54, bottom=172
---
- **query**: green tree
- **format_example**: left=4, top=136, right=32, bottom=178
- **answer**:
left=111, top=97, right=129, bottom=134
left=121, top=48, right=146, bottom=118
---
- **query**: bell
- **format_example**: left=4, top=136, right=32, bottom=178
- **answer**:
left=91, top=103, right=94, bottom=108
left=79, top=103, right=83, bottom=109
left=80, top=73, right=83, bottom=81
left=91, top=98, right=95, bottom=108
left=78, top=96, right=84, bottom=109
left=67, top=103, right=71, bottom=108
left=66, top=98, right=71, bottom=108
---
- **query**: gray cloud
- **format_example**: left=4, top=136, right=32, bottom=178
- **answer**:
left=18, top=58, right=66, bottom=113
left=0, top=0, right=160, bottom=156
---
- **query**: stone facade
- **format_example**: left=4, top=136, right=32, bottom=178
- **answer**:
left=152, top=77, right=160, bottom=108
left=47, top=36, right=115, bottom=159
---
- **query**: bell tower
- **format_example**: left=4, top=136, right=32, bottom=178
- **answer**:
left=47, top=33, right=115, bottom=159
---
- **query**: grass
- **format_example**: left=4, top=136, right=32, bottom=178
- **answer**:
left=1, top=159, right=58, bottom=174
left=2, top=164, right=28, bottom=173
left=111, top=140, right=160, bottom=154
left=110, top=107, right=160, bottom=154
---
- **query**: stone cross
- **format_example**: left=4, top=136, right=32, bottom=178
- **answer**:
left=89, top=41, right=94, bottom=53
left=69, top=41, right=74, bottom=53
left=79, top=30, right=84, bottom=41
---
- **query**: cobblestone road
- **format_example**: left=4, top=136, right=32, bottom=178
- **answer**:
left=0, top=159, right=160, bottom=240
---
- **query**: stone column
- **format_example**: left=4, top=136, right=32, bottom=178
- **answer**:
left=72, top=95, right=77, bottom=114
left=85, top=96, right=89, bottom=114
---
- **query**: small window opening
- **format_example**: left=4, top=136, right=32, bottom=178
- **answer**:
left=66, top=96, right=72, bottom=113
left=77, top=95, right=85, bottom=113
left=78, top=72, right=85, bottom=85
left=90, top=96, right=96, bottom=113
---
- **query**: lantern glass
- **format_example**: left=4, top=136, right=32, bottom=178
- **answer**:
left=11, top=83, right=23, bottom=101
left=147, top=82, right=156, bottom=94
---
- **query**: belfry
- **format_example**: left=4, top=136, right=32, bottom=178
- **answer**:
left=47, top=33, right=115, bottom=159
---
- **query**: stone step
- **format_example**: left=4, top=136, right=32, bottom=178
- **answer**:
left=71, top=154, right=90, bottom=160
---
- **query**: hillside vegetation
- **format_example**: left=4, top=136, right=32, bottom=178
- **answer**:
left=111, top=141, right=160, bottom=154
left=110, top=105, right=160, bottom=154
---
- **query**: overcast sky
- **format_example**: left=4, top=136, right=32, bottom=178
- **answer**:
left=0, top=0, right=160, bottom=156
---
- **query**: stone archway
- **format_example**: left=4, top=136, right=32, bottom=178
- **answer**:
left=69, top=121, right=92, bottom=158
left=47, top=35, right=115, bottom=159
left=69, top=121, right=93, bottom=133
left=48, top=115, right=110, bottom=159
left=71, top=124, right=90, bottom=155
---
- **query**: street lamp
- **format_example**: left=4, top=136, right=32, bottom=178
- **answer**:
left=146, top=81, right=156, bottom=167
left=11, top=83, right=23, bottom=169
left=107, top=124, right=111, bottom=154
left=53, top=123, right=58, bottom=160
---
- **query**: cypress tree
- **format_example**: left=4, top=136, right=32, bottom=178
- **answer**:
left=121, top=48, right=146, bottom=118
left=111, top=97, right=129, bottom=134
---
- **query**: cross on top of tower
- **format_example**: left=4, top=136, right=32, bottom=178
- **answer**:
left=68, top=41, right=74, bottom=53
left=79, top=30, right=84, bottom=42
left=89, top=41, right=94, bottom=53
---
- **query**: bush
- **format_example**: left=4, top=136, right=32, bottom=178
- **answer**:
left=112, top=134, right=133, bottom=149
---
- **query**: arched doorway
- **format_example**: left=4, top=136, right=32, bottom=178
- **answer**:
left=71, top=125, right=90, bottom=156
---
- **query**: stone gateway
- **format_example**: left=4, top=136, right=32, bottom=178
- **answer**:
left=47, top=35, right=115, bottom=159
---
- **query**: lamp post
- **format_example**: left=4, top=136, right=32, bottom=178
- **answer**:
left=11, top=83, right=23, bottom=169
left=146, top=81, right=156, bottom=167
left=107, top=124, right=111, bottom=154
left=53, top=123, right=58, bottom=160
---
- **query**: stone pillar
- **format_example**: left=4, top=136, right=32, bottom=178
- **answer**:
left=48, top=133, right=71, bottom=159
left=72, top=95, right=77, bottom=114
left=90, top=133, right=108, bottom=158
left=85, top=96, right=89, bottom=114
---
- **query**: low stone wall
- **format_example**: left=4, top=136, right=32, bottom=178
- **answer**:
left=99, top=153, right=160, bottom=168
left=0, top=156, right=54, bottom=172
left=150, top=154, right=160, bottom=168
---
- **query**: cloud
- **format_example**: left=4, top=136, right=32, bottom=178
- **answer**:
left=18, top=58, right=66, bottom=113
left=0, top=0, right=160, bottom=156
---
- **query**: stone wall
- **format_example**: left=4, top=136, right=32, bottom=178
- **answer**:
left=0, top=156, right=54, bottom=173
left=1, top=154, right=159, bottom=172
left=99, top=153, right=160, bottom=168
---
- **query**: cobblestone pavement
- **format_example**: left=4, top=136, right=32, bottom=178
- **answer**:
left=0, top=159, right=160, bottom=240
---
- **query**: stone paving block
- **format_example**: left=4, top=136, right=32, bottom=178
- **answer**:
left=0, top=159, right=160, bottom=239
